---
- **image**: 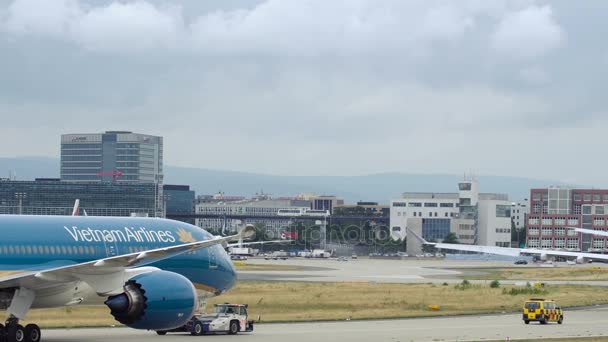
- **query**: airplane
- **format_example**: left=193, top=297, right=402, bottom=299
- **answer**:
left=408, top=228, right=608, bottom=264
left=0, top=214, right=259, bottom=342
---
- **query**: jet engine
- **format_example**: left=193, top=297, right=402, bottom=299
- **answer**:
left=105, top=270, right=197, bottom=330
left=576, top=256, right=588, bottom=264
left=539, top=253, right=548, bottom=261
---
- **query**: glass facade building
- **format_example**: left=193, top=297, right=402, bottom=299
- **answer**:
left=163, top=185, right=195, bottom=215
left=61, top=131, right=163, bottom=184
left=0, top=179, right=158, bottom=217
left=421, top=218, right=451, bottom=241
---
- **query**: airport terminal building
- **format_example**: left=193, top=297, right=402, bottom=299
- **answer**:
left=195, top=197, right=312, bottom=237
left=0, top=178, right=159, bottom=217
left=390, top=179, right=512, bottom=248
left=526, top=187, right=608, bottom=252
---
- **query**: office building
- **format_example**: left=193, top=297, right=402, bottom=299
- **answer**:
left=60, top=131, right=163, bottom=184
left=511, top=200, right=529, bottom=230
left=0, top=178, right=158, bottom=217
left=526, top=188, right=608, bottom=252
left=163, top=184, right=195, bottom=215
left=391, top=179, right=512, bottom=249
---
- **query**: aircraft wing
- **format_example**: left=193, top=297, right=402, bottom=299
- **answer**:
left=0, top=226, right=255, bottom=295
left=573, top=228, right=608, bottom=237
left=408, top=228, right=608, bottom=262
left=434, top=242, right=521, bottom=256
left=226, top=240, right=291, bottom=247
left=434, top=242, right=608, bottom=261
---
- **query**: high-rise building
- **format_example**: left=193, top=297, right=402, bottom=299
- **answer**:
left=60, top=131, right=163, bottom=184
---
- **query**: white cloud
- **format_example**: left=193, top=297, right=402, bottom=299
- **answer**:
left=518, top=66, right=549, bottom=85
left=491, top=5, right=563, bottom=60
left=72, top=2, right=184, bottom=52
left=0, top=0, right=520, bottom=56
left=3, top=0, right=81, bottom=36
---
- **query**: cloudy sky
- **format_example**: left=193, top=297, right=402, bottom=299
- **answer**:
left=0, top=0, right=606, bottom=184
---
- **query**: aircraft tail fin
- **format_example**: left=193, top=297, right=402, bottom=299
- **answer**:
left=72, top=199, right=80, bottom=216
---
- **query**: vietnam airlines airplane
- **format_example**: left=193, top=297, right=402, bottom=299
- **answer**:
left=0, top=214, right=256, bottom=342
left=408, top=228, right=608, bottom=264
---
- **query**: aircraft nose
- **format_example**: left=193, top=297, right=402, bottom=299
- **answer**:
left=222, top=251, right=237, bottom=291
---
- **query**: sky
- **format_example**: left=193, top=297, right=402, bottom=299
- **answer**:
left=0, top=0, right=607, bottom=185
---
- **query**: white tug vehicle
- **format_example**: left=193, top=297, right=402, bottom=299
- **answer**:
left=156, top=303, right=254, bottom=336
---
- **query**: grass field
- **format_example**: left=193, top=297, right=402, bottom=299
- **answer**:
left=8, top=281, right=608, bottom=328
left=207, top=281, right=608, bottom=322
left=461, top=266, right=608, bottom=281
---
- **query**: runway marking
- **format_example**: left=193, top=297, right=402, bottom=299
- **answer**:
left=359, top=275, right=424, bottom=279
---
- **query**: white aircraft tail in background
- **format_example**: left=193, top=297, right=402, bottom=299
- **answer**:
left=71, top=199, right=80, bottom=216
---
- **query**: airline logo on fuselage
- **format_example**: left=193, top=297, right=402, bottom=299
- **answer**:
left=64, top=226, right=177, bottom=243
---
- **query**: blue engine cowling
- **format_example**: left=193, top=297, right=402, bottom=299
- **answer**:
left=105, top=270, right=197, bottom=330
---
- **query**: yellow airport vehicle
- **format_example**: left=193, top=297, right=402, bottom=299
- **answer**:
left=523, top=298, right=563, bottom=325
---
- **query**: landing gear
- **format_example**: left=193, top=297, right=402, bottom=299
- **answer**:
left=3, top=318, right=40, bottom=342
left=24, top=324, right=41, bottom=342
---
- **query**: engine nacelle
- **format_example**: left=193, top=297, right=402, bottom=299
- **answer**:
left=539, top=253, right=548, bottom=261
left=576, top=256, right=588, bottom=264
left=105, top=270, right=197, bottom=330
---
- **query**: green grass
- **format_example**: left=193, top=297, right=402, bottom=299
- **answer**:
left=207, top=281, right=608, bottom=322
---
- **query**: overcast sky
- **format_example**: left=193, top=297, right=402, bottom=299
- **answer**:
left=0, top=0, right=606, bottom=184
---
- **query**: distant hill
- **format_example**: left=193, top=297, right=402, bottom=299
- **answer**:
left=0, top=157, right=574, bottom=204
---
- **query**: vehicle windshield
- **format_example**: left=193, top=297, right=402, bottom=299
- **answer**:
left=525, top=302, right=540, bottom=310
left=215, top=305, right=237, bottom=314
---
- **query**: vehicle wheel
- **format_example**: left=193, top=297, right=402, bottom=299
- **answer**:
left=524, top=320, right=529, bottom=325
left=156, top=331, right=167, bottom=336
left=558, top=316, right=563, bottom=324
left=540, top=317, right=548, bottom=325
left=228, top=321, right=239, bottom=335
left=191, top=322, right=204, bottom=336
left=24, top=324, right=41, bottom=342
left=7, top=324, right=26, bottom=342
